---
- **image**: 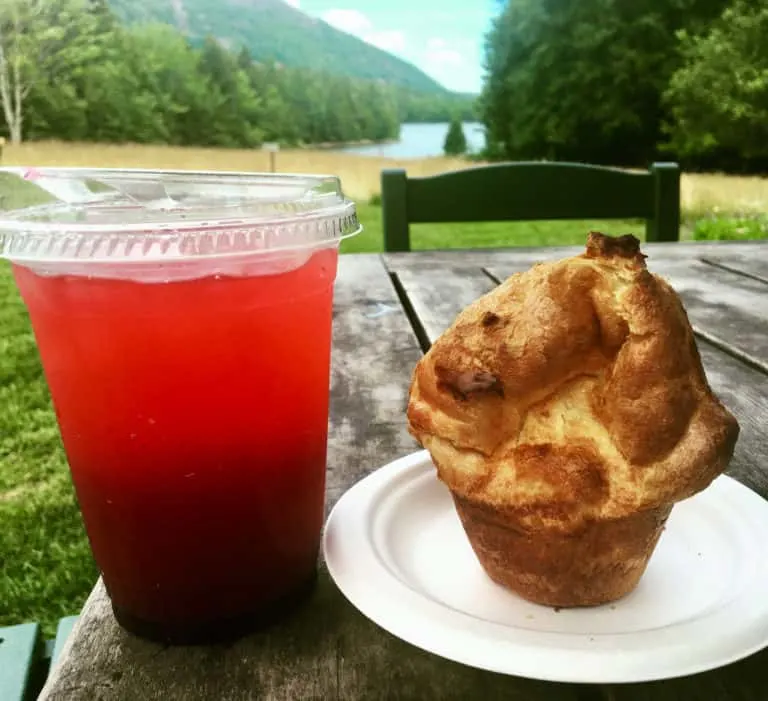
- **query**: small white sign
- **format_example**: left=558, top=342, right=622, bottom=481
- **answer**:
left=262, top=142, right=280, bottom=152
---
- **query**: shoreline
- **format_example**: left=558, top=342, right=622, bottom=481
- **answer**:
left=302, top=137, right=398, bottom=151
left=5, top=120, right=487, bottom=157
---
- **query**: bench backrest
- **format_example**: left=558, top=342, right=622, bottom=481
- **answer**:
left=380, top=161, right=681, bottom=251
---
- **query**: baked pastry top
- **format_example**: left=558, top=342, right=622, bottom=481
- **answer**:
left=407, top=233, right=740, bottom=530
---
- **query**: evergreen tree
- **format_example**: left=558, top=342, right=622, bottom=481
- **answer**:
left=664, top=0, right=768, bottom=170
left=481, top=0, right=730, bottom=165
left=443, top=117, right=467, bottom=156
left=0, top=0, right=464, bottom=148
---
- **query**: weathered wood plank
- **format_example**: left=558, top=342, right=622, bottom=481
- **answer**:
left=703, top=252, right=768, bottom=283
left=39, top=255, right=586, bottom=701
left=325, top=255, right=423, bottom=508
left=43, top=576, right=602, bottom=701
left=696, top=342, right=768, bottom=497
left=394, top=258, right=768, bottom=699
left=652, top=259, right=768, bottom=372
left=383, top=241, right=768, bottom=275
left=392, top=266, right=496, bottom=350
left=39, top=574, right=348, bottom=701
left=0, top=623, right=42, bottom=701
left=391, top=267, right=492, bottom=343
left=603, top=595, right=768, bottom=698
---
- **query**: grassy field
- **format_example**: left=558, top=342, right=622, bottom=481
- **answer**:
left=1, top=141, right=767, bottom=636
left=1, top=140, right=470, bottom=201
left=346, top=203, right=642, bottom=252
left=5, top=140, right=768, bottom=214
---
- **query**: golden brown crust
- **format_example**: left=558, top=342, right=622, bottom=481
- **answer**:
left=407, top=232, right=740, bottom=531
left=453, top=493, right=671, bottom=607
left=584, top=230, right=646, bottom=262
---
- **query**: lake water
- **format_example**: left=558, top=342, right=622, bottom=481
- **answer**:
left=336, top=122, right=486, bottom=159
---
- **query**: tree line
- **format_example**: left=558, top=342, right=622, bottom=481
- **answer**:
left=0, top=0, right=475, bottom=147
left=481, top=0, right=768, bottom=173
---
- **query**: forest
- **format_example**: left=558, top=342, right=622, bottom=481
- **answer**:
left=481, top=0, right=768, bottom=173
left=6, top=0, right=765, bottom=173
left=108, top=0, right=450, bottom=94
left=0, top=0, right=476, bottom=147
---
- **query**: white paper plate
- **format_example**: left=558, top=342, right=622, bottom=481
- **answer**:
left=323, top=450, right=768, bottom=683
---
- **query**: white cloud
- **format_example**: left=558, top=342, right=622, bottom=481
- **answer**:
left=420, top=38, right=472, bottom=91
left=427, top=38, right=447, bottom=50
left=284, top=0, right=300, bottom=7
left=425, top=48, right=463, bottom=68
left=321, top=9, right=406, bottom=55
left=316, top=13, right=479, bottom=92
left=366, top=30, right=406, bottom=53
left=423, top=37, right=464, bottom=70
left=322, top=9, right=372, bottom=35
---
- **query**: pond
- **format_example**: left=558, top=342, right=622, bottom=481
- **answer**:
left=335, top=122, right=486, bottom=159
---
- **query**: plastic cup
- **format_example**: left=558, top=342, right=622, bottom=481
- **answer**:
left=0, top=168, right=360, bottom=644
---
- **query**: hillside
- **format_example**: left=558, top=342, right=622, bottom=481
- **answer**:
left=108, top=0, right=448, bottom=94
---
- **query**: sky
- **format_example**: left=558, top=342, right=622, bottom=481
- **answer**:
left=283, top=0, right=500, bottom=94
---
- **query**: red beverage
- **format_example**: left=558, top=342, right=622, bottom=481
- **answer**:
left=13, top=248, right=338, bottom=642
left=1, top=168, right=359, bottom=643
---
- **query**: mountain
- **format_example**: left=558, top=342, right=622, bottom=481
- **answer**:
left=108, top=0, right=449, bottom=94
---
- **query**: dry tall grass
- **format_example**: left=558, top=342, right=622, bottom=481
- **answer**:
left=680, top=172, right=768, bottom=215
left=1, top=141, right=470, bottom=201
left=3, top=140, right=768, bottom=215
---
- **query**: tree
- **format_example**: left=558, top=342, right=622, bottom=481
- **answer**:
left=664, top=0, right=768, bottom=169
left=443, top=117, right=467, bottom=156
left=397, top=87, right=478, bottom=123
left=0, top=0, right=51, bottom=143
left=25, top=0, right=128, bottom=141
left=481, top=0, right=730, bottom=165
left=0, top=0, right=121, bottom=143
left=363, top=81, right=399, bottom=141
left=116, top=24, right=211, bottom=145
left=197, top=36, right=263, bottom=147
left=1, top=2, right=404, bottom=148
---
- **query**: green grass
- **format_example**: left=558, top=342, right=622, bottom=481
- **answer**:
left=0, top=205, right=644, bottom=637
left=690, top=213, right=768, bottom=241
left=341, top=203, right=645, bottom=253
left=0, top=263, right=98, bottom=637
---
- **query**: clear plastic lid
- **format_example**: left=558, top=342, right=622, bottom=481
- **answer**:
left=0, top=167, right=361, bottom=278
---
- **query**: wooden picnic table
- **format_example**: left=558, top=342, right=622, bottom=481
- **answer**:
left=40, top=240, right=768, bottom=701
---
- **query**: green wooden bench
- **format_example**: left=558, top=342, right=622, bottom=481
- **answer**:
left=0, top=616, right=79, bottom=701
left=380, top=161, right=681, bottom=252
